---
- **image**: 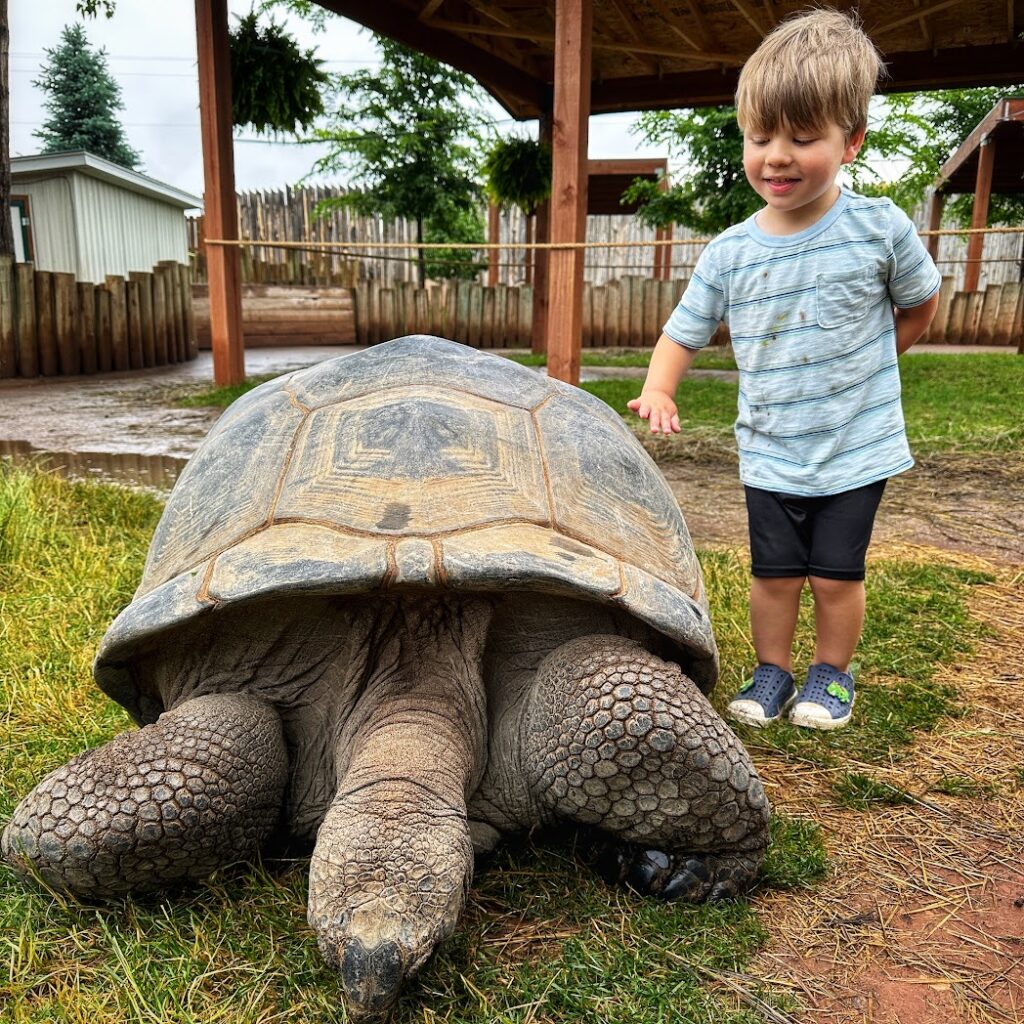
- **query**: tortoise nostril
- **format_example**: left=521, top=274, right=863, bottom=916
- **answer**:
left=340, top=938, right=406, bottom=1014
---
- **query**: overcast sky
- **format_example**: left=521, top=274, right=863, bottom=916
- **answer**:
left=9, top=0, right=665, bottom=206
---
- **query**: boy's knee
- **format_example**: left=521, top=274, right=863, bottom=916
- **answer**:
left=753, top=575, right=805, bottom=595
left=808, top=575, right=863, bottom=600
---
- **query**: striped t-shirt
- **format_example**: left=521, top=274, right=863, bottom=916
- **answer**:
left=663, top=188, right=941, bottom=496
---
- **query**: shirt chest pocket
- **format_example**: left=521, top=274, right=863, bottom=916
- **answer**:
left=816, top=266, right=881, bottom=329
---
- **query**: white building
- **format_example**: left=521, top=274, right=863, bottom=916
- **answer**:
left=9, top=151, right=201, bottom=284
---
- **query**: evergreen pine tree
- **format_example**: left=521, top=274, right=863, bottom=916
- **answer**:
left=33, top=23, right=140, bottom=169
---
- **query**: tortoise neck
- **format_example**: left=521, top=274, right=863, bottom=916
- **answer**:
left=336, top=596, right=493, bottom=801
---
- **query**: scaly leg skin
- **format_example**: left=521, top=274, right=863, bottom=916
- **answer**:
left=2, top=693, right=288, bottom=897
left=522, top=635, right=770, bottom=901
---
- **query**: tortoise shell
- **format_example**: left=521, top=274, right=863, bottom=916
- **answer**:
left=95, top=336, right=718, bottom=719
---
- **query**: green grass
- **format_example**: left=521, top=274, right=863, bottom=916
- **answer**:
left=0, top=463, right=991, bottom=1020
left=0, top=466, right=818, bottom=1023
left=174, top=374, right=278, bottom=409
left=504, top=349, right=739, bottom=371
left=703, top=547, right=990, bottom=767
left=831, top=772, right=913, bottom=810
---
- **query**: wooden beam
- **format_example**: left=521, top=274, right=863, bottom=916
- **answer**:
left=195, top=0, right=244, bottom=386
left=318, top=0, right=546, bottom=112
left=587, top=158, right=668, bottom=176
left=544, top=0, right=591, bottom=386
left=531, top=113, right=552, bottom=356
left=870, top=0, right=966, bottom=38
left=963, top=137, right=995, bottom=292
left=935, top=99, right=1021, bottom=190
left=487, top=202, right=500, bottom=287
left=925, top=190, right=944, bottom=261
left=728, top=0, right=768, bottom=37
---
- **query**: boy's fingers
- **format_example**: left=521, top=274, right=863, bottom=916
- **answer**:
left=671, top=412, right=681, bottom=433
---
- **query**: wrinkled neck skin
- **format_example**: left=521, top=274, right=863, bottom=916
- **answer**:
left=307, top=595, right=492, bottom=1020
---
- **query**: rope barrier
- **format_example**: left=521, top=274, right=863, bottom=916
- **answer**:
left=200, top=223, right=1024, bottom=253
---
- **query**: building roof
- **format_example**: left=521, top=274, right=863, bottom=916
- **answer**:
left=10, top=151, right=202, bottom=210
left=933, top=97, right=1024, bottom=195
left=316, top=1, right=1024, bottom=119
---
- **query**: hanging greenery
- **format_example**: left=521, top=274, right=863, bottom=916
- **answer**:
left=482, top=137, right=552, bottom=215
left=229, top=12, right=328, bottom=135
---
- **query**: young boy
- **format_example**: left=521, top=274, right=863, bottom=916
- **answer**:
left=628, top=9, right=940, bottom=730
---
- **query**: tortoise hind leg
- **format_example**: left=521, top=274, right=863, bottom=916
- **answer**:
left=2, top=693, right=287, bottom=897
left=520, top=635, right=770, bottom=901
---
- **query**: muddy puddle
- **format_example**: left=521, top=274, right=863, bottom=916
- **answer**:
left=0, top=440, right=187, bottom=492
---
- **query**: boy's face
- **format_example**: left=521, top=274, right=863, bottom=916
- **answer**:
left=742, top=119, right=865, bottom=228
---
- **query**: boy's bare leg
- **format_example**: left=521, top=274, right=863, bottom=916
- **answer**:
left=807, top=576, right=864, bottom=672
left=750, top=576, right=805, bottom=672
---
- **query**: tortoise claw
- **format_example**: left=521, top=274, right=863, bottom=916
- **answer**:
left=590, top=841, right=752, bottom=904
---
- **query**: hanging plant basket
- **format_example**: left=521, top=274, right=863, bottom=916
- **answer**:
left=483, top=137, right=552, bottom=215
left=229, top=12, right=328, bottom=134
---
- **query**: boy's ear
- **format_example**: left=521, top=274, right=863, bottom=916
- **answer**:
left=842, top=126, right=867, bottom=165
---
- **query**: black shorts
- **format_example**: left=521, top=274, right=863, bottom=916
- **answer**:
left=744, top=480, right=887, bottom=581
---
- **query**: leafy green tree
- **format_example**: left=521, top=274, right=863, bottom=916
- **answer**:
left=33, top=23, right=140, bottom=168
left=423, top=202, right=486, bottom=281
left=850, top=86, right=1024, bottom=226
left=624, top=106, right=759, bottom=235
left=308, top=36, right=489, bottom=285
left=628, top=88, right=1024, bottom=234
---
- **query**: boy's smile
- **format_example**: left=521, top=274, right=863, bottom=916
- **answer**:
left=743, top=120, right=865, bottom=234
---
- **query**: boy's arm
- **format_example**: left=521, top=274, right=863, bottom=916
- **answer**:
left=894, top=291, right=939, bottom=355
left=627, top=334, right=699, bottom=434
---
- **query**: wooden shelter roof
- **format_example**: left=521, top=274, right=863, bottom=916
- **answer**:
left=317, top=1, right=1024, bottom=118
left=934, top=97, right=1024, bottom=195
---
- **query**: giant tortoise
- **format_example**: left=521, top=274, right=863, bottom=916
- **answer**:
left=3, top=335, right=769, bottom=1018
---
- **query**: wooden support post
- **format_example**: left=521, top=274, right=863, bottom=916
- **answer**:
left=77, top=282, right=97, bottom=375
left=545, top=0, right=591, bottom=384
left=35, top=271, right=57, bottom=376
left=487, top=203, right=500, bottom=287
left=925, top=190, right=944, bottom=261
left=963, top=137, right=995, bottom=293
left=14, top=263, right=37, bottom=378
left=531, top=114, right=553, bottom=356
left=53, top=272, right=79, bottom=376
left=196, top=0, right=244, bottom=384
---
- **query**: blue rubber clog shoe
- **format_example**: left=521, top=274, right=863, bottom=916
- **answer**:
left=789, top=663, right=855, bottom=730
left=727, top=664, right=796, bottom=727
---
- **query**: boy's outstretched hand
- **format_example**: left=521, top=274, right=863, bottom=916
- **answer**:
left=628, top=390, right=681, bottom=434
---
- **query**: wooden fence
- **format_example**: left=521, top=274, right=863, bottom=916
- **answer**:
left=352, top=274, right=1022, bottom=349
left=0, top=257, right=196, bottom=379
left=193, top=283, right=355, bottom=349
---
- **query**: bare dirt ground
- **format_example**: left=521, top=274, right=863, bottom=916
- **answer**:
left=2, top=348, right=1021, bottom=1024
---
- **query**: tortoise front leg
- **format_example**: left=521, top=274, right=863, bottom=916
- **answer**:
left=2, top=693, right=287, bottom=897
left=474, top=635, right=770, bottom=901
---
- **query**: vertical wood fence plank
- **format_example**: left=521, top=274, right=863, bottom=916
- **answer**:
left=994, top=282, right=1019, bottom=346
left=977, top=285, right=1001, bottom=345
left=964, top=291, right=984, bottom=344
left=126, top=279, right=144, bottom=369
left=129, top=272, right=156, bottom=366
left=152, top=271, right=169, bottom=365
left=659, top=280, right=678, bottom=337
left=35, top=272, right=58, bottom=376
left=604, top=280, right=620, bottom=348
left=618, top=277, right=632, bottom=347
left=929, top=276, right=956, bottom=343
left=159, top=263, right=183, bottom=362
left=181, top=264, right=198, bottom=359
left=502, top=285, right=517, bottom=349
left=380, top=288, right=396, bottom=340
left=414, top=288, right=429, bottom=339
left=642, top=279, right=659, bottom=346
left=77, top=282, right=98, bottom=375
left=519, top=285, right=533, bottom=347
left=96, top=285, right=113, bottom=373
left=105, top=276, right=129, bottom=371
left=14, top=264, right=38, bottom=378
left=467, top=285, right=484, bottom=348
left=946, top=292, right=968, bottom=343
left=454, top=282, right=469, bottom=344
left=581, top=282, right=593, bottom=348
left=481, top=286, right=495, bottom=348
left=53, top=272, right=79, bottom=376
left=0, top=257, right=15, bottom=378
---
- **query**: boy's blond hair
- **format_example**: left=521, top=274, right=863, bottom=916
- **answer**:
left=735, top=8, right=884, bottom=138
